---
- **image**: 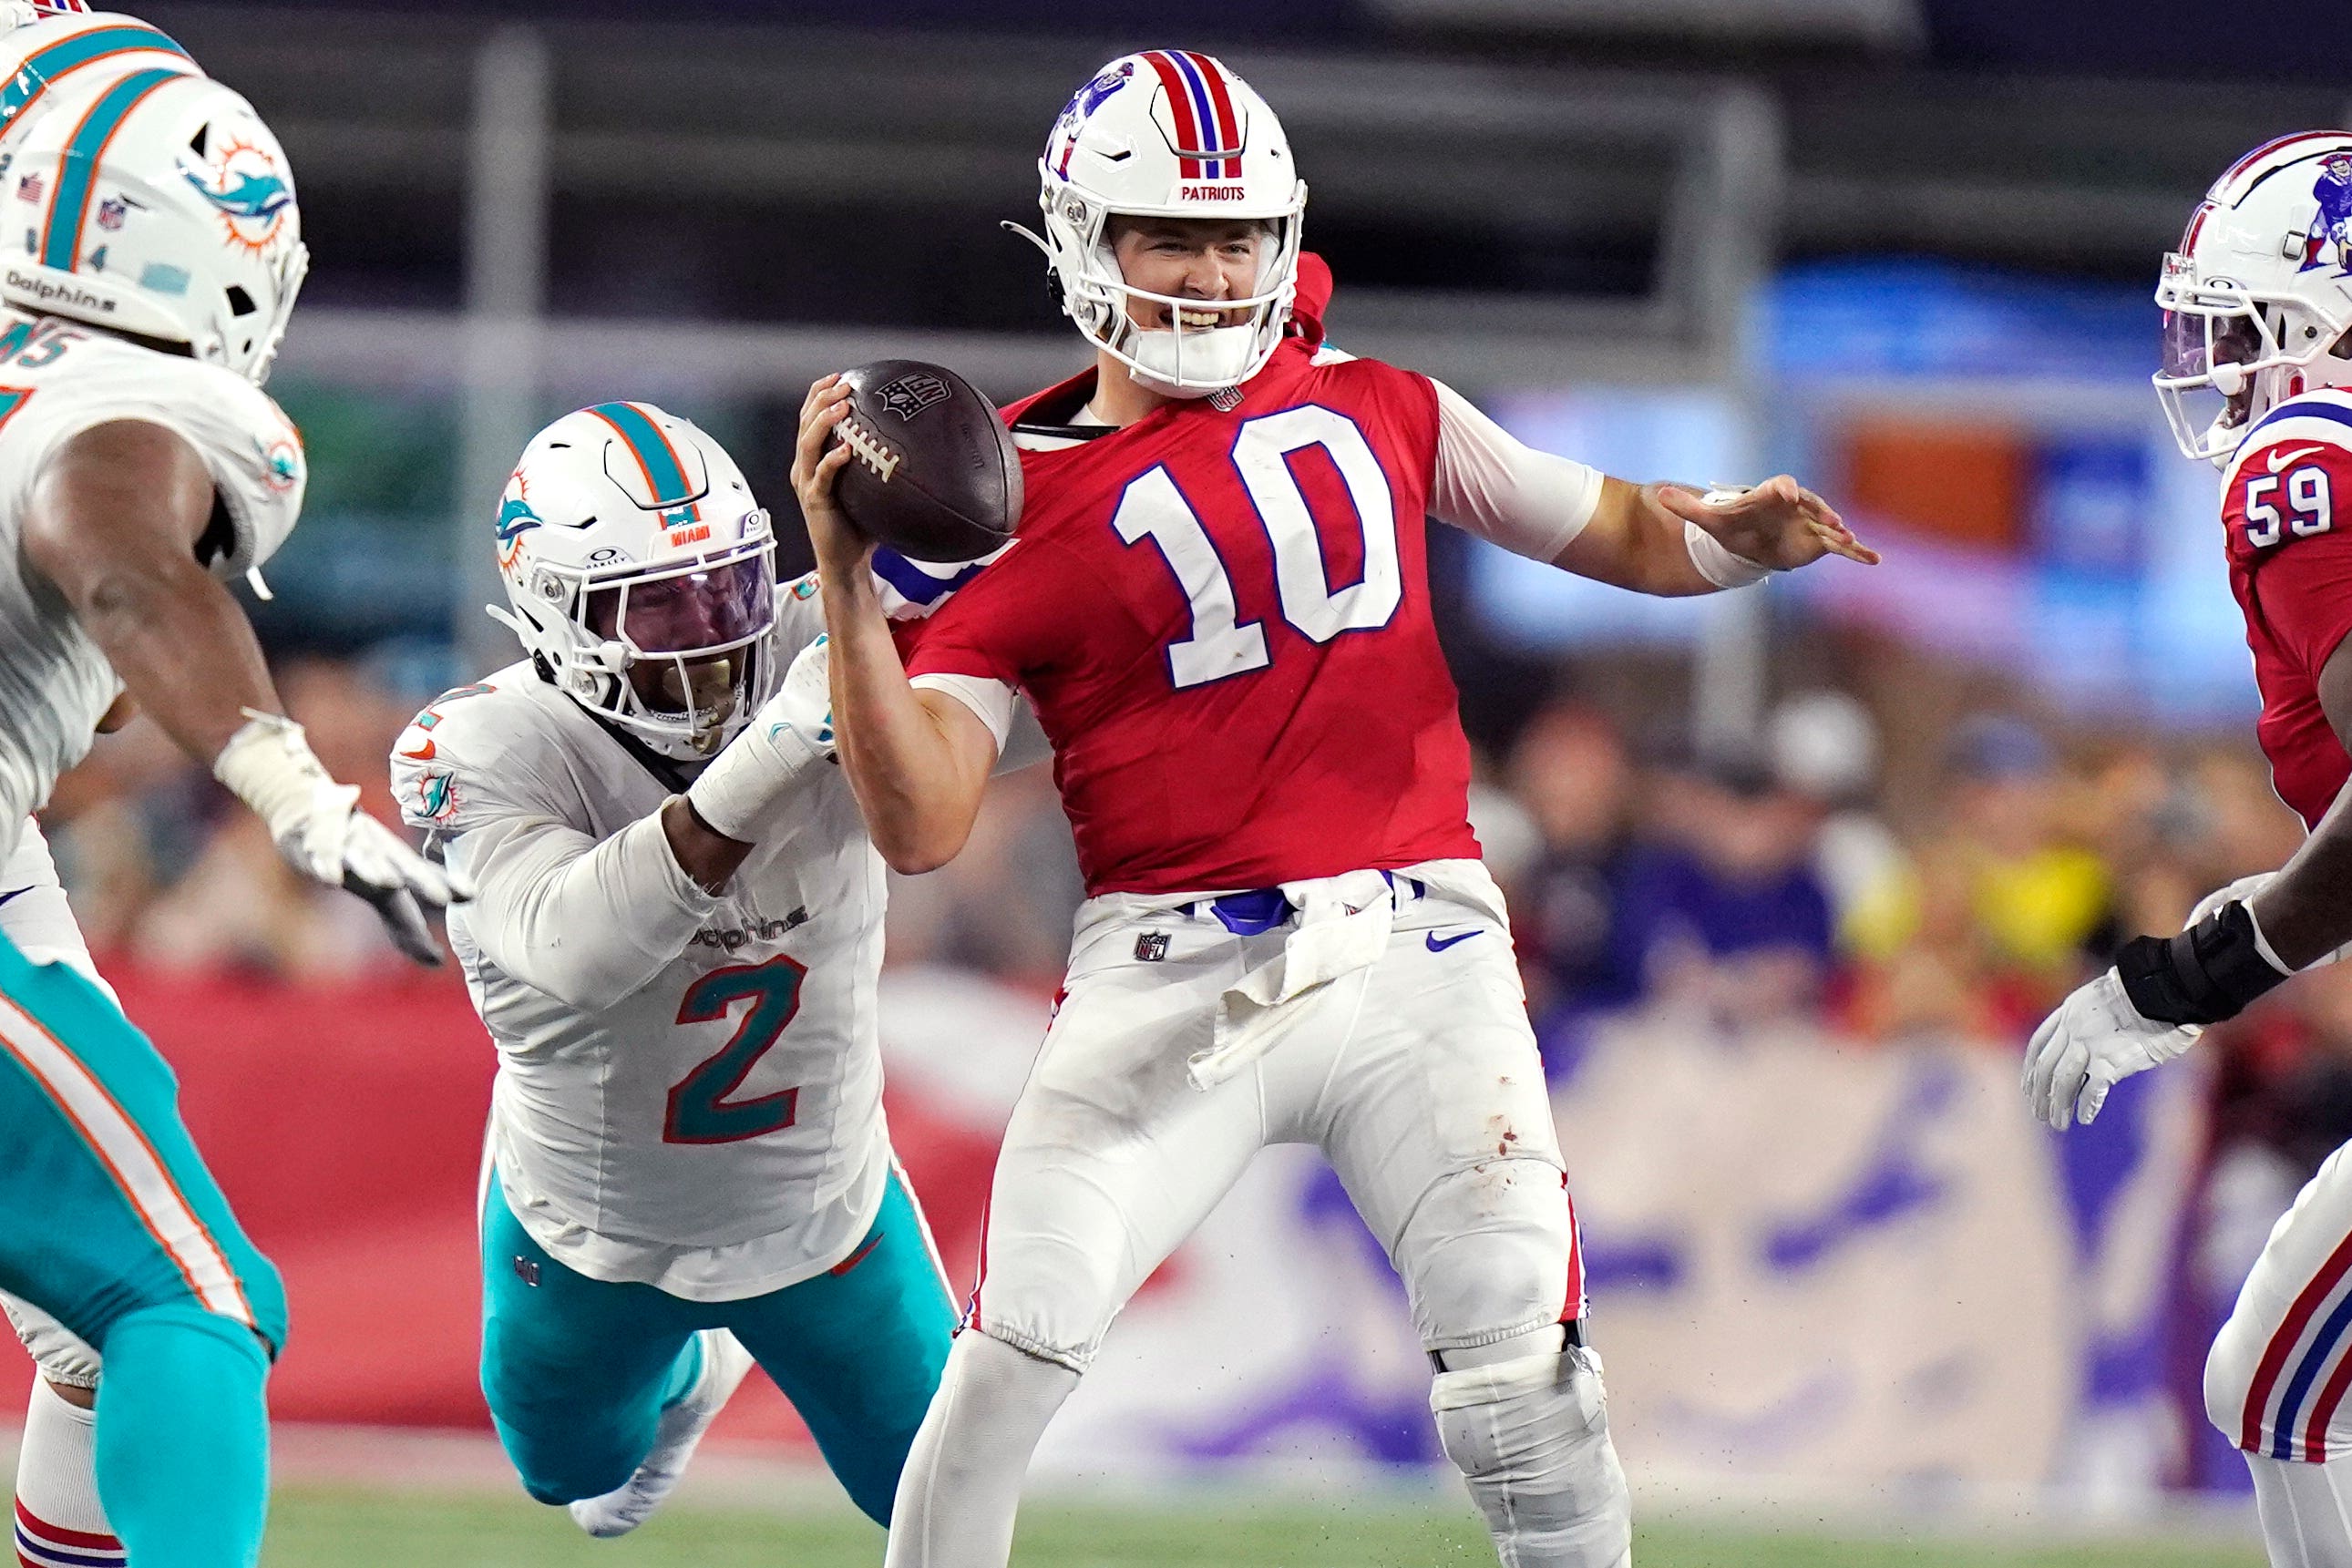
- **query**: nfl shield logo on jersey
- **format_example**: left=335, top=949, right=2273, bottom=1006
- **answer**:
left=1135, top=931, right=1170, bottom=962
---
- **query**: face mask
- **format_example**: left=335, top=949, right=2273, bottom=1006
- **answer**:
left=1124, top=322, right=1258, bottom=397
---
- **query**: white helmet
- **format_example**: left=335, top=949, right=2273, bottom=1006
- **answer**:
left=0, top=7, right=197, bottom=140
left=0, top=68, right=304, bottom=383
left=2157, top=131, right=2352, bottom=462
left=489, top=402, right=781, bottom=762
left=1022, top=50, right=1307, bottom=396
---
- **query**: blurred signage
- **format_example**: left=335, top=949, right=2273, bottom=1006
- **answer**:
left=1460, top=261, right=2257, bottom=726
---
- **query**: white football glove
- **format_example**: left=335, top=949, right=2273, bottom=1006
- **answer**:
left=213, top=711, right=472, bottom=967
left=2021, top=968, right=2201, bottom=1130
left=684, top=634, right=836, bottom=842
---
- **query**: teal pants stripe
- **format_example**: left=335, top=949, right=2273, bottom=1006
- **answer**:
left=0, top=929, right=281, bottom=1568
left=481, top=1163, right=955, bottom=1522
left=0, top=928, right=284, bottom=1355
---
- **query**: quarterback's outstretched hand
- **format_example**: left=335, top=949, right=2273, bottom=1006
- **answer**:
left=794, top=374, right=868, bottom=578
left=212, top=712, right=470, bottom=966
left=2021, top=968, right=2200, bottom=1129
left=1659, top=476, right=1879, bottom=571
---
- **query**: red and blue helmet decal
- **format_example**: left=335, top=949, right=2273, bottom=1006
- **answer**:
left=1140, top=50, right=1244, bottom=179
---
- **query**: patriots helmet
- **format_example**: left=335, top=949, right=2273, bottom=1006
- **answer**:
left=488, top=403, right=782, bottom=762
left=2157, top=131, right=2352, bottom=462
left=1020, top=50, right=1307, bottom=397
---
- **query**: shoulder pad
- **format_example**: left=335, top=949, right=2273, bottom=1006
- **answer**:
left=2226, top=392, right=2352, bottom=490
left=0, top=331, right=304, bottom=578
left=387, top=667, right=560, bottom=833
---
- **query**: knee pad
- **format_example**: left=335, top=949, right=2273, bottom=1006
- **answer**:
left=1432, top=1345, right=1629, bottom=1568
left=1402, top=1159, right=1576, bottom=1354
left=5, top=1291, right=102, bottom=1390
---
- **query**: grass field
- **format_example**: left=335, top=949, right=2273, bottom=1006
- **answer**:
left=259, top=1487, right=2270, bottom=1568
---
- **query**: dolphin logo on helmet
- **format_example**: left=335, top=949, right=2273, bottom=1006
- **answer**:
left=486, top=403, right=783, bottom=762
left=0, top=69, right=307, bottom=383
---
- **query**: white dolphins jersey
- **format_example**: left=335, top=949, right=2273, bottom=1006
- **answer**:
left=392, top=585, right=893, bottom=1300
left=0, top=311, right=303, bottom=857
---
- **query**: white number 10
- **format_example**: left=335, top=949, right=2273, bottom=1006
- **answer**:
left=1110, top=405, right=1403, bottom=691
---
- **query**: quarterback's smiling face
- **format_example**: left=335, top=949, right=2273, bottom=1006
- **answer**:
left=1107, top=216, right=1268, bottom=331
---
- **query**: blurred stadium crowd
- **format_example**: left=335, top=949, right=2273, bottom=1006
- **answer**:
left=45, top=640, right=2345, bottom=1421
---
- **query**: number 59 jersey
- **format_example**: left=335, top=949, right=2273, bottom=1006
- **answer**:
left=908, top=335, right=1475, bottom=897
left=2223, top=389, right=2352, bottom=828
left=391, top=633, right=890, bottom=1301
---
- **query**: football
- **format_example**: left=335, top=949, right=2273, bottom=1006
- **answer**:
left=827, top=359, right=1023, bottom=562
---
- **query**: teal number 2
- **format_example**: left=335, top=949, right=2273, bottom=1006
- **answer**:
left=663, top=955, right=804, bottom=1144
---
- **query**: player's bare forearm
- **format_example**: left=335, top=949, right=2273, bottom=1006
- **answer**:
left=20, top=420, right=279, bottom=764
left=1554, top=475, right=1876, bottom=596
left=660, top=796, right=752, bottom=894
left=819, top=567, right=991, bottom=874
left=2252, top=640, right=2352, bottom=968
left=1551, top=478, right=1720, bottom=596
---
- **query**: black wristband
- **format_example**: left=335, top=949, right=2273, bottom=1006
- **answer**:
left=2114, top=901, right=2291, bottom=1027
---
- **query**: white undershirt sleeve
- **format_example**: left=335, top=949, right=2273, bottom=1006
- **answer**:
left=445, top=811, right=720, bottom=1013
left=911, top=671, right=1017, bottom=754
left=1427, top=376, right=1605, bottom=562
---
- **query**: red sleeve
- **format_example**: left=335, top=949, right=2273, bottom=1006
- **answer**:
left=2254, top=528, right=2352, bottom=683
left=902, top=538, right=1060, bottom=687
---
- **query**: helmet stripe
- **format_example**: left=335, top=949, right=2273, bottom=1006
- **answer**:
left=584, top=401, right=703, bottom=518
left=1140, top=51, right=1204, bottom=179
left=2, top=23, right=190, bottom=133
left=2223, top=131, right=2345, bottom=186
left=1167, top=51, right=1222, bottom=176
left=39, top=66, right=182, bottom=272
left=1178, top=50, right=1242, bottom=178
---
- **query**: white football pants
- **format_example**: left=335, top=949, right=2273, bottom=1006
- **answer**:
left=2208, top=1139, right=2352, bottom=1566
left=888, top=859, right=1629, bottom=1568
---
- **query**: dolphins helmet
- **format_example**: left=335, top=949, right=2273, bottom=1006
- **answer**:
left=0, top=6, right=199, bottom=143
left=489, top=403, right=781, bottom=761
left=0, top=68, right=304, bottom=383
left=1022, top=50, right=1307, bottom=396
left=2157, top=131, right=2352, bottom=462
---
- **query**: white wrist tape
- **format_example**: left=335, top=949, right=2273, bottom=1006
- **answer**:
left=212, top=709, right=345, bottom=843
left=1683, top=516, right=1773, bottom=590
left=685, top=722, right=828, bottom=843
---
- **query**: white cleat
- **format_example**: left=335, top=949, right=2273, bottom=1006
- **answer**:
left=567, top=1328, right=756, bottom=1538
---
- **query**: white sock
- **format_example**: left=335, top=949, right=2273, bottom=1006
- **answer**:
left=883, top=1332, right=1079, bottom=1568
left=12, top=1378, right=124, bottom=1568
left=2249, top=1450, right=2352, bottom=1568
left=1432, top=1347, right=1631, bottom=1568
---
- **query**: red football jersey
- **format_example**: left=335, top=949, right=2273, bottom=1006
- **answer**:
left=2221, top=391, right=2352, bottom=828
left=907, top=334, right=1478, bottom=896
